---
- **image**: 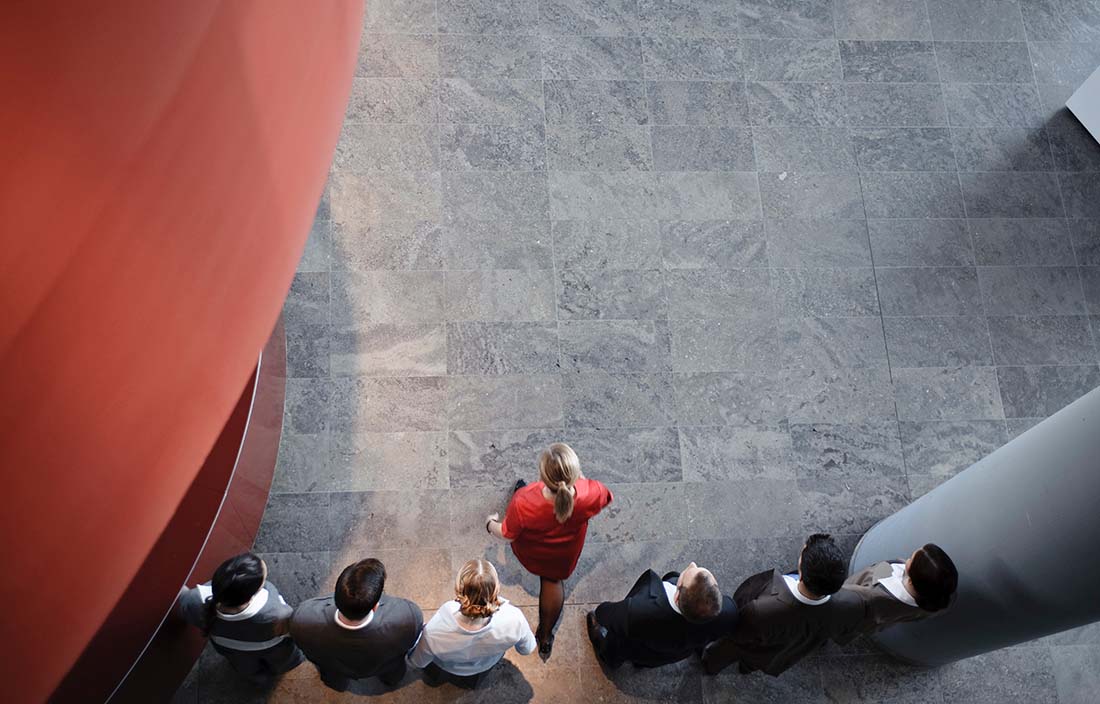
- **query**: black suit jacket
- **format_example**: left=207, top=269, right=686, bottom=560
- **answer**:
left=289, top=595, right=422, bottom=680
left=594, top=569, right=738, bottom=668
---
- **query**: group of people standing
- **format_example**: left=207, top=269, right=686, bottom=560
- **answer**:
left=180, top=442, right=959, bottom=691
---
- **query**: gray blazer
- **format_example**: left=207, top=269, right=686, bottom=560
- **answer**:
left=702, top=570, right=865, bottom=676
left=290, top=595, right=423, bottom=680
left=843, top=560, right=935, bottom=633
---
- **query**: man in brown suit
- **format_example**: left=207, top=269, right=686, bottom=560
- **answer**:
left=843, top=543, right=957, bottom=633
left=701, top=533, right=864, bottom=676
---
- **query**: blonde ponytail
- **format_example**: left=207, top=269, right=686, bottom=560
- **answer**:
left=455, top=558, right=501, bottom=619
left=539, top=443, right=581, bottom=523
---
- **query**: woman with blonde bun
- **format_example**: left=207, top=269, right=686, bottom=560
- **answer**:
left=408, top=558, right=536, bottom=688
left=485, top=442, right=613, bottom=657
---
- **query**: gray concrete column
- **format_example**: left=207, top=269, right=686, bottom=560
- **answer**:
left=850, top=386, right=1100, bottom=666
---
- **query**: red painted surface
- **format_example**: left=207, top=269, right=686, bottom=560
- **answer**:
left=0, top=3, right=361, bottom=703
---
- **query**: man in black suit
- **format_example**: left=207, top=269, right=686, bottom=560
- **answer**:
left=585, top=561, right=737, bottom=668
left=701, top=533, right=865, bottom=676
left=290, top=558, right=422, bottom=691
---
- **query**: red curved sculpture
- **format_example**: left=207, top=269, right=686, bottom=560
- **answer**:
left=0, top=2, right=362, bottom=702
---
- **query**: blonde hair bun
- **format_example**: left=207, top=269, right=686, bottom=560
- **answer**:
left=455, top=558, right=501, bottom=618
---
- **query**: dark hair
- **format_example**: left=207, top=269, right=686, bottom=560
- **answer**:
left=908, top=543, right=958, bottom=612
left=204, top=553, right=265, bottom=634
left=800, top=533, right=847, bottom=597
left=335, top=558, right=386, bottom=621
left=678, top=571, right=722, bottom=624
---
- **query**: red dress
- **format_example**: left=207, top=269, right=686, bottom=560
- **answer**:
left=500, top=478, right=613, bottom=581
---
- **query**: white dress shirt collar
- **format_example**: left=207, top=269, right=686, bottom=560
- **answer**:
left=662, top=580, right=683, bottom=615
left=783, top=574, right=830, bottom=605
left=336, top=608, right=375, bottom=630
left=877, top=563, right=919, bottom=608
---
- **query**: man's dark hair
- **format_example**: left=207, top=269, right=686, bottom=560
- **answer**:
left=205, top=552, right=265, bottom=633
left=908, top=543, right=958, bottom=612
left=678, top=571, right=722, bottom=624
left=800, top=533, right=847, bottom=597
left=335, top=558, right=386, bottom=620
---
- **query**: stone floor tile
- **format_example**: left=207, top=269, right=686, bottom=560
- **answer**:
left=448, top=429, right=559, bottom=489
left=331, top=271, right=446, bottom=326
left=652, top=126, right=755, bottom=171
left=1061, top=173, right=1100, bottom=218
left=284, top=272, right=329, bottom=326
left=329, top=431, right=448, bottom=491
left=851, top=127, right=956, bottom=171
left=1019, top=0, right=1100, bottom=41
left=563, top=372, right=677, bottom=428
left=333, top=123, right=438, bottom=172
left=834, top=0, right=932, bottom=39
left=843, top=83, right=947, bottom=127
left=839, top=40, right=938, bottom=83
left=736, top=0, right=835, bottom=39
left=996, top=364, right=1100, bottom=418
left=978, top=266, right=1085, bottom=316
left=951, top=128, right=1054, bottom=172
left=960, top=172, right=1065, bottom=219
left=860, top=172, right=963, bottom=218
left=439, top=123, right=546, bottom=172
left=937, top=646, right=1059, bottom=704
left=447, top=374, right=564, bottom=430
left=665, top=268, right=773, bottom=318
left=817, top=656, right=944, bottom=704
left=329, top=171, right=442, bottom=226
left=554, top=219, right=662, bottom=269
left=789, top=420, right=905, bottom=480
left=772, top=268, right=880, bottom=318
left=875, top=267, right=982, bottom=316
left=570, top=541, right=692, bottom=604
left=330, top=490, right=451, bottom=552
left=1083, top=267, right=1100, bottom=315
left=272, top=432, right=331, bottom=494
left=765, top=219, right=871, bottom=267
left=702, top=661, right=827, bottom=703
left=744, top=38, right=843, bottom=82
left=893, top=366, right=1004, bottom=421
left=1006, top=416, right=1044, bottom=438
left=438, top=35, right=542, bottom=79
left=548, top=123, right=653, bottom=171
left=588, top=482, right=690, bottom=543
left=549, top=172, right=658, bottom=220
left=442, top=221, right=552, bottom=270
left=445, top=270, right=557, bottom=321
left=331, top=220, right=444, bottom=271
left=437, top=0, right=539, bottom=34
left=357, top=33, right=439, bottom=78
left=641, top=37, right=745, bottom=81
left=446, top=322, right=560, bottom=375
left=669, top=315, right=780, bottom=373
left=438, top=78, right=543, bottom=125
left=674, top=371, right=789, bottom=427
left=647, top=80, right=750, bottom=126
left=798, top=473, right=910, bottom=534
left=364, top=0, right=437, bottom=32
left=748, top=82, right=846, bottom=127
left=899, top=419, right=1009, bottom=478
left=1051, top=646, right=1100, bottom=704
left=1047, top=106, right=1100, bottom=172
left=987, top=315, right=1096, bottom=365
left=561, top=320, right=672, bottom=374
left=936, top=41, right=1033, bottom=83
left=345, top=78, right=438, bottom=124
left=635, top=0, right=740, bottom=37
left=564, top=427, right=683, bottom=483
left=942, top=83, right=1044, bottom=128
left=782, top=366, right=896, bottom=423
left=969, top=218, right=1074, bottom=266
left=867, top=219, right=973, bottom=267
left=256, top=550, right=338, bottom=605
left=1044, top=622, right=1100, bottom=647
left=545, top=79, right=649, bottom=125
left=680, top=425, right=796, bottom=481
left=656, top=171, right=761, bottom=220
left=1029, top=40, right=1100, bottom=86
left=297, top=218, right=331, bottom=273
left=285, top=378, right=335, bottom=434
left=443, top=171, right=549, bottom=222
left=926, top=0, right=1025, bottom=40
left=329, top=322, right=446, bottom=377
left=539, top=0, right=645, bottom=36
left=286, top=322, right=330, bottom=378
left=254, top=493, right=333, bottom=553
left=541, top=35, right=644, bottom=80
left=685, top=479, right=802, bottom=538
left=344, top=547, right=455, bottom=609
left=753, top=127, right=856, bottom=173
left=882, top=316, right=994, bottom=367
left=330, top=376, right=448, bottom=433
left=661, top=220, right=768, bottom=268
left=558, top=268, right=666, bottom=320
left=777, top=316, right=890, bottom=370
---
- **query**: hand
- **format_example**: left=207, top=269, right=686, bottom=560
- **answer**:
left=487, top=513, right=499, bottom=523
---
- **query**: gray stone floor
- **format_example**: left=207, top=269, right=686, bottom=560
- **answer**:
left=176, top=0, right=1100, bottom=702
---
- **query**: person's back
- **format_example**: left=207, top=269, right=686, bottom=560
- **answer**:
left=409, top=558, right=536, bottom=687
left=290, top=558, right=422, bottom=691
left=703, top=534, right=865, bottom=676
left=842, top=543, right=958, bottom=634
left=588, top=563, right=737, bottom=668
left=178, top=553, right=302, bottom=684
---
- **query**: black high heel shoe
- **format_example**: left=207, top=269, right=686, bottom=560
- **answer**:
left=513, top=478, right=527, bottom=493
left=537, top=632, right=555, bottom=658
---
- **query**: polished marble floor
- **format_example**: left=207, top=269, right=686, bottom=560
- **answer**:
left=176, top=0, right=1100, bottom=701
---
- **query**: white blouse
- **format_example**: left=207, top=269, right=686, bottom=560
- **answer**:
left=408, top=599, right=536, bottom=676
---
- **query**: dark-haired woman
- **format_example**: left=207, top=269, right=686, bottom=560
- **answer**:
left=842, top=543, right=959, bottom=633
left=178, top=552, right=303, bottom=683
left=485, top=442, right=612, bottom=657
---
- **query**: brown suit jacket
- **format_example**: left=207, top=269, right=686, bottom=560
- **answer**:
left=702, top=569, right=865, bottom=676
left=842, top=560, right=934, bottom=634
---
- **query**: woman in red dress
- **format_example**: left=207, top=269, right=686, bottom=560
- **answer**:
left=485, top=442, right=612, bottom=657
